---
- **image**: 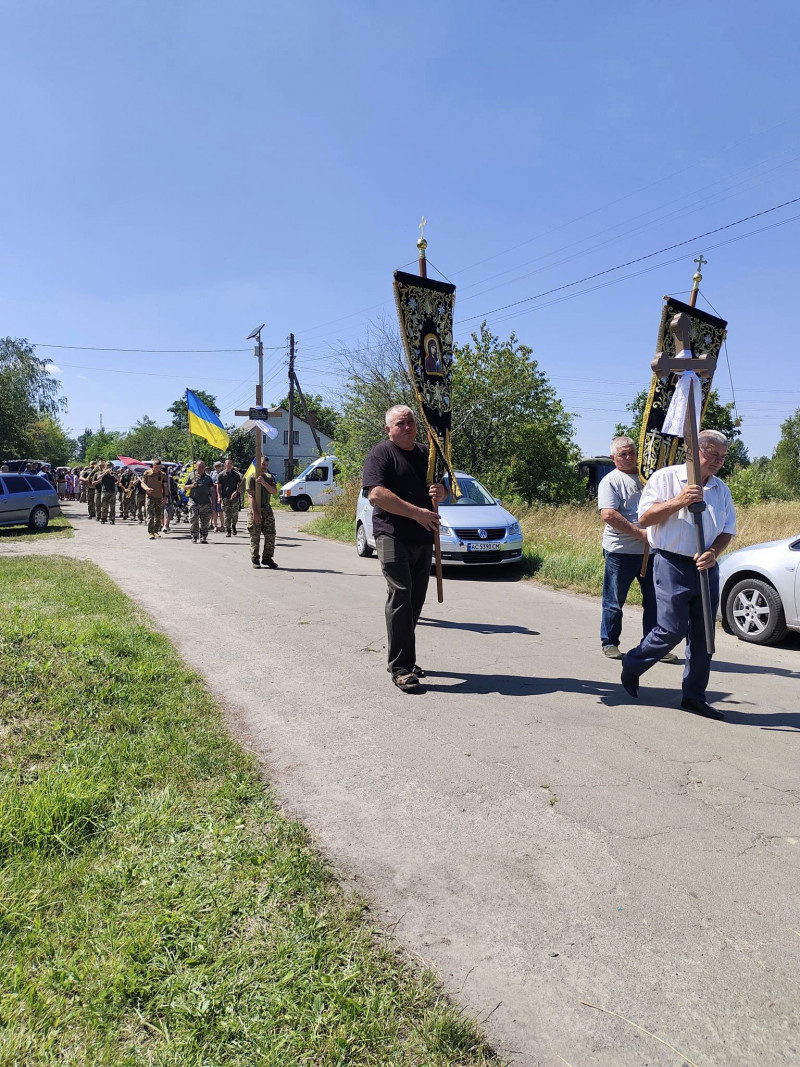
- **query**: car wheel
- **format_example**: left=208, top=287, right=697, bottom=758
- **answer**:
left=356, top=523, right=374, bottom=557
left=29, top=505, right=49, bottom=530
left=293, top=495, right=311, bottom=512
left=725, top=578, right=788, bottom=644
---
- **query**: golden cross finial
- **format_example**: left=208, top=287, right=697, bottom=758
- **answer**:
left=417, top=215, right=428, bottom=251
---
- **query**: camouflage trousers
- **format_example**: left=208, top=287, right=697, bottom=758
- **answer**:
left=189, top=502, right=211, bottom=540
left=134, top=495, right=145, bottom=522
left=146, top=498, right=164, bottom=535
left=100, top=490, right=116, bottom=522
left=94, top=488, right=103, bottom=518
left=87, top=489, right=96, bottom=518
left=248, top=508, right=275, bottom=561
left=121, top=493, right=133, bottom=519
left=221, top=498, right=240, bottom=531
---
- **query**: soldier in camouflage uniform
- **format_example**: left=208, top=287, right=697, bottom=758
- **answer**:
left=247, top=456, right=278, bottom=568
left=140, top=459, right=168, bottom=539
left=216, top=457, right=242, bottom=537
left=98, top=462, right=120, bottom=523
left=133, top=473, right=146, bottom=523
left=185, top=460, right=214, bottom=544
left=91, top=461, right=104, bottom=521
left=118, top=466, right=134, bottom=519
left=81, top=463, right=97, bottom=517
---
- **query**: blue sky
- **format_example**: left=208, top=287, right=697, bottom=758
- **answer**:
left=3, top=0, right=799, bottom=459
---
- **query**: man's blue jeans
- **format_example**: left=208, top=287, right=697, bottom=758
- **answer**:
left=600, top=550, right=657, bottom=649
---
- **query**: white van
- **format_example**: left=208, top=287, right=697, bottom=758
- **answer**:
left=279, top=455, right=342, bottom=512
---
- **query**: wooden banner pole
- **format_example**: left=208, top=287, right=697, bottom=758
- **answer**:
left=417, top=221, right=444, bottom=604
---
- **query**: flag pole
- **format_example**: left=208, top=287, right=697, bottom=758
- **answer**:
left=186, top=389, right=196, bottom=473
left=639, top=256, right=707, bottom=580
left=417, top=221, right=444, bottom=604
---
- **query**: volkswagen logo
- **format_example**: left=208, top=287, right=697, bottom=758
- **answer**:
left=478, top=529, right=488, bottom=540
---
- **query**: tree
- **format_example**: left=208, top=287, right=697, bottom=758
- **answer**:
left=332, top=320, right=584, bottom=503
left=331, top=321, right=418, bottom=479
left=0, top=337, right=66, bottom=459
left=75, top=428, right=95, bottom=462
left=451, top=325, right=584, bottom=503
left=772, top=408, right=800, bottom=496
left=26, top=417, right=76, bottom=466
left=85, top=430, right=122, bottom=462
left=615, top=387, right=749, bottom=479
left=167, top=390, right=220, bottom=430
left=226, top=427, right=256, bottom=472
left=274, top=392, right=341, bottom=439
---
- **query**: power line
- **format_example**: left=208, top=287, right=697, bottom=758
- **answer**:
left=456, top=197, right=800, bottom=327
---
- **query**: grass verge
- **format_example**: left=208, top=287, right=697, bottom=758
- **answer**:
left=0, top=514, right=73, bottom=542
left=0, top=557, right=495, bottom=1067
left=306, top=483, right=800, bottom=601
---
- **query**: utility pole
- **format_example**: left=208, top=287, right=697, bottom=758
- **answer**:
left=236, top=323, right=267, bottom=480
left=287, top=333, right=296, bottom=481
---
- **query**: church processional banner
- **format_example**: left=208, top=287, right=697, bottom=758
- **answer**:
left=393, top=270, right=459, bottom=491
left=638, top=296, right=728, bottom=481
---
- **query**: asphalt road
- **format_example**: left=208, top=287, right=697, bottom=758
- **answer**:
left=8, top=504, right=800, bottom=1067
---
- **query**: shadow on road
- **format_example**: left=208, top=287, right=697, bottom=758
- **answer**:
left=713, top=658, right=800, bottom=680
left=423, top=671, right=617, bottom=698
left=418, top=617, right=539, bottom=636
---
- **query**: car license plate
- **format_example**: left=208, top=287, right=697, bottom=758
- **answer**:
left=466, top=542, right=496, bottom=552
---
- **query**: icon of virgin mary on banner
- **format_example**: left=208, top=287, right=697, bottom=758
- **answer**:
left=393, top=269, right=459, bottom=493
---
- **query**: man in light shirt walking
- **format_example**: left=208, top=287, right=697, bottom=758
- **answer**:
left=620, top=430, right=736, bottom=719
left=598, top=435, right=677, bottom=663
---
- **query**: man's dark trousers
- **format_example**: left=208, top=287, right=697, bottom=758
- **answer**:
left=376, top=535, right=432, bottom=675
left=601, top=550, right=657, bottom=648
left=623, top=549, right=720, bottom=703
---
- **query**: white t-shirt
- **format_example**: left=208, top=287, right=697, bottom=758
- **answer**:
left=638, top=464, right=737, bottom=556
left=598, top=468, right=645, bottom=554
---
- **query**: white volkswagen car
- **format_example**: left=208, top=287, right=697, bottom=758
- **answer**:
left=719, top=536, right=800, bottom=645
left=355, top=471, right=524, bottom=566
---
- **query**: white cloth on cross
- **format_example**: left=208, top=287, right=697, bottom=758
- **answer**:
left=661, top=349, right=702, bottom=437
left=254, top=419, right=279, bottom=440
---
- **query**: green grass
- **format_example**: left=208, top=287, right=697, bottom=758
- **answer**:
left=0, top=557, right=495, bottom=1067
left=0, top=513, right=73, bottom=542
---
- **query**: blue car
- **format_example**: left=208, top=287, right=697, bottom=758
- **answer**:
left=0, top=472, right=62, bottom=530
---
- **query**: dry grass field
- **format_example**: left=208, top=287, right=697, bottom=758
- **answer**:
left=308, top=483, right=800, bottom=600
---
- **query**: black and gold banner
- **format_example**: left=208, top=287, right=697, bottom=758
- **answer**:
left=638, top=296, right=727, bottom=480
left=393, top=269, right=459, bottom=491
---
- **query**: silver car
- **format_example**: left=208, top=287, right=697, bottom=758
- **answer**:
left=718, top=536, right=800, bottom=645
left=0, top=472, right=62, bottom=530
left=356, top=471, right=524, bottom=566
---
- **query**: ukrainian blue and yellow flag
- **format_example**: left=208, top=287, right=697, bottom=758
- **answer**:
left=186, top=389, right=229, bottom=450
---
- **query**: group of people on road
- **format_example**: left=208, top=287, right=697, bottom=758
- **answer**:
left=76, top=456, right=280, bottom=567
left=362, top=404, right=737, bottom=719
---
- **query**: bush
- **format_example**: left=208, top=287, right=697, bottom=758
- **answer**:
left=727, top=461, right=795, bottom=506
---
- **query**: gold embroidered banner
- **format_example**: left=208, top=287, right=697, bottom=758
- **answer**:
left=393, top=269, right=459, bottom=491
left=638, top=296, right=727, bottom=480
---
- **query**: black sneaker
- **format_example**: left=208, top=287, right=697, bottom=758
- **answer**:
left=192, top=537, right=198, bottom=543
left=200, top=537, right=208, bottom=544
left=262, top=557, right=278, bottom=569
left=226, top=529, right=231, bottom=538
left=232, top=526, right=237, bottom=535
left=252, top=559, right=261, bottom=568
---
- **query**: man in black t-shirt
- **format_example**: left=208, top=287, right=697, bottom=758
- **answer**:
left=362, top=405, right=446, bottom=692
